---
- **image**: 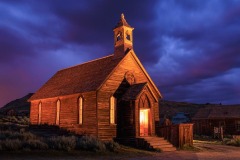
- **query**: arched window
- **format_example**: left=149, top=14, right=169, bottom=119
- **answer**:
left=110, top=96, right=116, bottom=124
left=139, top=94, right=150, bottom=108
left=116, top=32, right=122, bottom=41
left=126, top=31, right=131, bottom=41
left=38, top=102, right=42, bottom=124
left=56, top=100, right=60, bottom=125
left=78, top=97, right=83, bottom=125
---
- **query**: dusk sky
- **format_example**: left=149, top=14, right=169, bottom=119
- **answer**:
left=1, top=0, right=240, bottom=107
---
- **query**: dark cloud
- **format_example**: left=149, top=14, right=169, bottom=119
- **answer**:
left=0, top=0, right=240, bottom=107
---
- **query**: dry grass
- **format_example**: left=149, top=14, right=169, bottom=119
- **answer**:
left=0, top=116, right=122, bottom=153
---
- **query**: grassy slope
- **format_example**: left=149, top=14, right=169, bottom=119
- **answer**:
left=0, top=93, right=33, bottom=114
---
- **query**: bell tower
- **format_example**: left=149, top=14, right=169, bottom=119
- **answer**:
left=113, top=14, right=134, bottom=57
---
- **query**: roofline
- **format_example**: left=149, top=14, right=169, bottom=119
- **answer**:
left=130, top=50, right=162, bottom=98
left=97, top=49, right=162, bottom=99
left=28, top=54, right=115, bottom=101
left=59, top=54, right=114, bottom=72
left=97, top=52, right=128, bottom=91
left=137, top=83, right=158, bottom=102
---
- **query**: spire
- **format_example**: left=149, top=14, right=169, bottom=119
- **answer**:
left=114, top=13, right=132, bottom=29
left=113, top=13, right=134, bottom=58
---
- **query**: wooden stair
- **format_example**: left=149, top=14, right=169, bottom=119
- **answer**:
left=143, top=136, right=176, bottom=152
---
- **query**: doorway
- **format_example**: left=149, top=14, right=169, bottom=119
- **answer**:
left=140, top=109, right=150, bottom=136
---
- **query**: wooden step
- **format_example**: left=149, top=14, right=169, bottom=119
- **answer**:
left=143, top=136, right=176, bottom=152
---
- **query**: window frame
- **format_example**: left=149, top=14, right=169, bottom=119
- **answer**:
left=38, top=102, right=42, bottom=125
left=110, top=96, right=116, bottom=124
left=56, top=99, right=60, bottom=125
left=78, top=97, right=83, bottom=125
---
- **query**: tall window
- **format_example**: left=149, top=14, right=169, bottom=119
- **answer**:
left=56, top=100, right=60, bottom=125
left=110, top=96, right=116, bottom=124
left=116, top=32, right=122, bottom=41
left=78, top=97, right=83, bottom=124
left=126, top=31, right=131, bottom=41
left=38, top=102, right=42, bottom=124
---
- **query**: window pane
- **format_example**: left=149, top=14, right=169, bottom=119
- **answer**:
left=56, top=100, right=60, bottom=125
left=38, top=102, right=42, bottom=124
left=110, top=96, right=115, bottom=124
left=79, top=97, right=83, bottom=124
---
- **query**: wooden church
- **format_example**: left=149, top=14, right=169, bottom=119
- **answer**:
left=29, top=14, right=162, bottom=141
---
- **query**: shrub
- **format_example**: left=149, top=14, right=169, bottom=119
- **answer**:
left=9, top=116, right=18, bottom=123
left=2, top=130, right=22, bottom=139
left=22, top=116, right=29, bottom=124
left=223, top=138, right=240, bottom=147
left=23, top=139, right=48, bottom=150
left=76, top=135, right=106, bottom=152
left=0, top=139, right=22, bottom=151
left=22, top=132, right=37, bottom=141
left=104, top=140, right=120, bottom=152
left=47, top=136, right=76, bottom=151
left=0, top=134, right=6, bottom=140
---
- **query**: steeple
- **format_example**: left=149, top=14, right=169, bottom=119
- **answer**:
left=113, top=14, right=134, bottom=57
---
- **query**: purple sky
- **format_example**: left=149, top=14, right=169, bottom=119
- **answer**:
left=1, top=0, right=240, bottom=107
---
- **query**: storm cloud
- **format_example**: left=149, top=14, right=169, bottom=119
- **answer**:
left=0, top=0, right=240, bottom=107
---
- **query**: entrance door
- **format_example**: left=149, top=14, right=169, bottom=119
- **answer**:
left=140, top=109, right=150, bottom=136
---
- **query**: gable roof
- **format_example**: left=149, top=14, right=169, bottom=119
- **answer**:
left=128, top=51, right=162, bottom=98
left=121, top=83, right=147, bottom=100
left=30, top=49, right=162, bottom=101
left=97, top=50, right=162, bottom=99
left=193, top=105, right=240, bottom=120
left=29, top=55, right=123, bottom=101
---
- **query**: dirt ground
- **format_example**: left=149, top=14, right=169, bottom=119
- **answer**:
left=135, top=141, right=240, bottom=160
left=1, top=141, right=240, bottom=160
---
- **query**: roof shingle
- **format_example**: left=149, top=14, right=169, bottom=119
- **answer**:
left=193, top=105, right=240, bottom=119
left=121, top=83, right=147, bottom=101
left=29, top=55, right=123, bottom=101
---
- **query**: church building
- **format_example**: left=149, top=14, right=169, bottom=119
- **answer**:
left=29, top=14, right=162, bottom=141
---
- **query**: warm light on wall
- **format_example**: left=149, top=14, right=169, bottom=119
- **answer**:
left=140, top=109, right=149, bottom=136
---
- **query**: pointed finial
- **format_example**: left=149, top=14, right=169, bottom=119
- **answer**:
left=114, top=13, right=132, bottom=29
left=121, top=13, right=124, bottom=19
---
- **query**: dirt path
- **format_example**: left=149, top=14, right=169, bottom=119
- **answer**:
left=128, top=141, right=240, bottom=160
left=1, top=142, right=240, bottom=160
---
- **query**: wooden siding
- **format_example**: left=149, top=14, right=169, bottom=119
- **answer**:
left=30, top=101, right=39, bottom=124
left=58, top=92, right=97, bottom=135
left=41, top=100, right=57, bottom=124
left=193, top=118, right=240, bottom=136
left=30, top=92, right=97, bottom=136
left=98, top=53, right=160, bottom=140
left=97, top=90, right=117, bottom=140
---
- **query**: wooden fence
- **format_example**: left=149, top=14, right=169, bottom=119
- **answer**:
left=157, top=123, right=193, bottom=148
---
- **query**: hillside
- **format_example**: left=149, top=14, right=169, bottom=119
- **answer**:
left=159, top=100, right=220, bottom=119
left=0, top=93, right=33, bottom=115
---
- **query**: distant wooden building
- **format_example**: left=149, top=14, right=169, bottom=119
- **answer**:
left=192, top=105, right=240, bottom=136
left=29, top=14, right=162, bottom=141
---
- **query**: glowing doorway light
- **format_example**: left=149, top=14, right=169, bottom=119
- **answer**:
left=140, top=109, right=149, bottom=136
